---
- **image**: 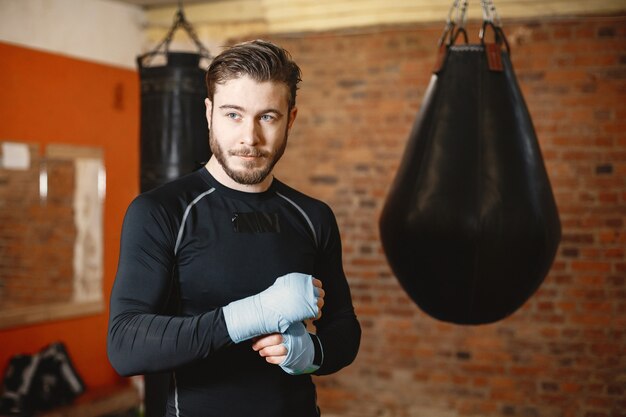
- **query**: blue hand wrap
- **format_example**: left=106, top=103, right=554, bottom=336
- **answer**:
left=280, top=322, right=320, bottom=375
left=223, top=273, right=319, bottom=343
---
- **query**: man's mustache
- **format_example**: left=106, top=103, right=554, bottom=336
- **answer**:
left=229, top=148, right=270, bottom=158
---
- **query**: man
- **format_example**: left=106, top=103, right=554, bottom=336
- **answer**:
left=107, top=40, right=361, bottom=417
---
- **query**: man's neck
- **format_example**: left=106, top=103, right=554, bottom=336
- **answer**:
left=205, top=157, right=273, bottom=193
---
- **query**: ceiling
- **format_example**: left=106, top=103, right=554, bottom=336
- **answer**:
left=111, top=0, right=221, bottom=8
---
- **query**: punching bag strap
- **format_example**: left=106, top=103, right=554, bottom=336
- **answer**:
left=480, top=21, right=510, bottom=72
left=137, top=0, right=211, bottom=69
left=434, top=0, right=511, bottom=74
left=479, top=0, right=511, bottom=71
left=434, top=0, right=469, bottom=72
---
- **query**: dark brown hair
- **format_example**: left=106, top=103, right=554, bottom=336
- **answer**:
left=205, top=39, right=302, bottom=109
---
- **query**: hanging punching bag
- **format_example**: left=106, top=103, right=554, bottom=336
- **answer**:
left=137, top=8, right=211, bottom=192
left=379, top=0, right=561, bottom=325
left=138, top=53, right=209, bottom=191
left=135, top=6, right=212, bottom=417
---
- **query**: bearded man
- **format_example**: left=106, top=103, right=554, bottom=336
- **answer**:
left=107, top=40, right=361, bottom=417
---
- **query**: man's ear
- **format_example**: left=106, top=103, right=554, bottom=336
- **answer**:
left=204, top=98, right=212, bottom=128
left=287, top=106, right=298, bottom=131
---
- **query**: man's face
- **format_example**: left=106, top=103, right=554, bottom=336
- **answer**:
left=205, top=75, right=297, bottom=187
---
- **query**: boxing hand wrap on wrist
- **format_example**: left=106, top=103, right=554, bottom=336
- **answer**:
left=279, top=322, right=321, bottom=375
left=223, top=273, right=319, bottom=343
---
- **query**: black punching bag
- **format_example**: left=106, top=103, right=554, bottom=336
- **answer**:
left=379, top=5, right=561, bottom=325
left=135, top=6, right=212, bottom=417
left=138, top=51, right=210, bottom=191
left=137, top=51, right=209, bottom=416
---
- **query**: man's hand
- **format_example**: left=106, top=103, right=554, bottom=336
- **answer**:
left=252, top=333, right=287, bottom=365
left=252, top=322, right=320, bottom=375
left=223, top=273, right=324, bottom=343
left=312, top=278, right=325, bottom=319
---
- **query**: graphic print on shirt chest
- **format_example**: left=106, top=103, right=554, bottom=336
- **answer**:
left=231, top=211, right=281, bottom=233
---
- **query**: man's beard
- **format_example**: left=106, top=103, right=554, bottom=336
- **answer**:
left=209, top=126, right=288, bottom=186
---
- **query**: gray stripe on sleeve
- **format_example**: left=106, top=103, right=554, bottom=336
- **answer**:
left=276, top=191, right=318, bottom=248
left=174, top=188, right=216, bottom=255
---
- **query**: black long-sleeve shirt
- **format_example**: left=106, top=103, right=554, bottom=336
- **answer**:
left=107, top=168, right=360, bottom=417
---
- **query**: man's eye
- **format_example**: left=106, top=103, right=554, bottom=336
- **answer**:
left=226, top=112, right=240, bottom=120
left=260, top=114, right=275, bottom=122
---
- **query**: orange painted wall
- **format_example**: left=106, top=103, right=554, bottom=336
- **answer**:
left=0, top=41, right=139, bottom=389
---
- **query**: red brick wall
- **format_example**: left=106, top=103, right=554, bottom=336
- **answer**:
left=267, top=15, right=625, bottom=417
left=0, top=145, right=76, bottom=307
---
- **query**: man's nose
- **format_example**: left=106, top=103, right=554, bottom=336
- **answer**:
left=240, top=119, right=261, bottom=145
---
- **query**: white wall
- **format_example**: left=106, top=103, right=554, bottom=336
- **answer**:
left=0, top=0, right=144, bottom=69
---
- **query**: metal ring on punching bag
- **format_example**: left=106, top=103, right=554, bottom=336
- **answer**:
left=379, top=0, right=561, bottom=325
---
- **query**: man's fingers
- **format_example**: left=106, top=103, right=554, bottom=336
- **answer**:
left=265, top=355, right=286, bottom=365
left=312, top=278, right=324, bottom=297
left=251, top=333, right=283, bottom=352
left=312, top=277, right=325, bottom=319
left=251, top=334, right=288, bottom=364
left=258, top=344, right=287, bottom=358
left=254, top=338, right=288, bottom=365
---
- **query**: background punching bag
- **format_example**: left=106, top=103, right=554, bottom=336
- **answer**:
left=136, top=5, right=211, bottom=417
left=379, top=0, right=561, bottom=325
left=137, top=7, right=211, bottom=192
left=138, top=52, right=210, bottom=191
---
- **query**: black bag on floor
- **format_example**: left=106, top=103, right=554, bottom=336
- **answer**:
left=379, top=0, right=561, bottom=324
left=0, top=342, right=85, bottom=416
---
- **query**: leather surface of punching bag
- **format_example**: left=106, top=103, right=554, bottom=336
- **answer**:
left=138, top=52, right=210, bottom=192
left=379, top=20, right=561, bottom=325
